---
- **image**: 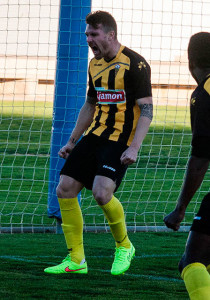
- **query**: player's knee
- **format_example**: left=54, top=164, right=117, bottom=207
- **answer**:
left=56, top=184, right=64, bottom=198
left=56, top=183, right=67, bottom=198
left=92, top=188, right=111, bottom=205
left=56, top=182, right=77, bottom=198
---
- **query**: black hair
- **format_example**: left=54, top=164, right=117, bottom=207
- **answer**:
left=188, top=32, right=210, bottom=68
left=86, top=11, right=117, bottom=38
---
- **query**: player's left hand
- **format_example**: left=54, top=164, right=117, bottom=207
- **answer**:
left=120, top=146, right=138, bottom=165
left=163, top=209, right=185, bottom=231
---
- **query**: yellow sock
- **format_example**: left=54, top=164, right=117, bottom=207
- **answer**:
left=58, top=197, right=85, bottom=264
left=100, top=195, right=131, bottom=248
left=181, top=263, right=210, bottom=300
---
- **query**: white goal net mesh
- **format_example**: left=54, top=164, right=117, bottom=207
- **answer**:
left=0, top=0, right=210, bottom=233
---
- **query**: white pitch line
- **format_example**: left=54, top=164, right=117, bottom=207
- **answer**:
left=90, top=268, right=183, bottom=283
left=0, top=254, right=183, bottom=283
left=0, top=253, right=180, bottom=261
left=0, top=255, right=46, bottom=264
left=87, top=254, right=180, bottom=259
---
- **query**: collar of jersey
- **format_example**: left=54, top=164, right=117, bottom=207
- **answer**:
left=104, top=45, right=125, bottom=63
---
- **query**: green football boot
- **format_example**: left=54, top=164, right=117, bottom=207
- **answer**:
left=111, top=243, right=135, bottom=275
left=44, top=254, right=88, bottom=274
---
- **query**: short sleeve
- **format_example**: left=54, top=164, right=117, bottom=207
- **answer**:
left=132, top=58, right=152, bottom=99
left=87, top=69, right=97, bottom=99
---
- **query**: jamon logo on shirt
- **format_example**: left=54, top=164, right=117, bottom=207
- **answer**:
left=96, top=88, right=126, bottom=104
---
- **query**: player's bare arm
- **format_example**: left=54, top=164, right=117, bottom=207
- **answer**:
left=164, top=155, right=209, bottom=231
left=120, top=96, right=153, bottom=165
left=58, top=98, right=96, bottom=159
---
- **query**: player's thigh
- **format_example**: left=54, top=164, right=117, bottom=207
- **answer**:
left=92, top=175, right=116, bottom=205
left=60, top=135, right=97, bottom=190
left=180, top=193, right=210, bottom=269
left=56, top=175, right=84, bottom=198
left=96, top=140, right=128, bottom=193
left=182, top=230, right=210, bottom=267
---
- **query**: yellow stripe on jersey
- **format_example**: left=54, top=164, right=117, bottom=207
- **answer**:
left=127, top=103, right=141, bottom=146
left=85, top=102, right=110, bottom=136
left=92, top=124, right=107, bottom=137
left=91, top=105, right=110, bottom=136
left=114, top=55, right=129, bottom=90
left=204, top=77, right=210, bottom=96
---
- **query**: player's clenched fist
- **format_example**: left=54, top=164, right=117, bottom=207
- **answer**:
left=164, top=209, right=185, bottom=231
left=58, top=143, right=74, bottom=159
left=120, top=146, right=138, bottom=165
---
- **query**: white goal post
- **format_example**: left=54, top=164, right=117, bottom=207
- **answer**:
left=0, top=0, right=210, bottom=233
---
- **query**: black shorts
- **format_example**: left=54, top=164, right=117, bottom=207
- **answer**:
left=191, top=136, right=210, bottom=159
left=190, top=193, right=210, bottom=235
left=60, top=134, right=128, bottom=191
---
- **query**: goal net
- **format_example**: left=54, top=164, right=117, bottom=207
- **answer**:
left=1, top=0, right=210, bottom=233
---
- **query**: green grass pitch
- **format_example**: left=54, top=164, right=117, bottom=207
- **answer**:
left=0, top=232, right=189, bottom=299
left=0, top=100, right=205, bottom=298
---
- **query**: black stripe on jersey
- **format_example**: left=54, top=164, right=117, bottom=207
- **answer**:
left=88, top=76, right=103, bottom=135
left=108, top=68, right=115, bottom=90
left=101, top=69, right=118, bottom=138
left=88, top=104, right=103, bottom=135
left=95, top=76, right=102, bottom=88
left=118, top=69, right=134, bottom=144
left=100, top=104, right=118, bottom=138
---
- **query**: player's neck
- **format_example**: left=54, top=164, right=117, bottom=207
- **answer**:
left=104, top=41, right=121, bottom=62
left=192, top=68, right=210, bottom=84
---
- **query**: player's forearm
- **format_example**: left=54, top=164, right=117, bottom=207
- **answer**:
left=68, top=102, right=95, bottom=144
left=130, top=97, right=153, bottom=150
left=130, top=116, right=152, bottom=150
left=176, top=155, right=209, bottom=212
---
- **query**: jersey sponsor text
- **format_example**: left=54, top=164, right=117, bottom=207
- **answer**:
left=97, top=90, right=126, bottom=104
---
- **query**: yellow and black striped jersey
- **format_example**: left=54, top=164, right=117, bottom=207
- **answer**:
left=86, top=45, right=152, bottom=146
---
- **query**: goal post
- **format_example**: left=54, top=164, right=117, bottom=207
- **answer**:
left=0, top=0, right=210, bottom=233
left=47, top=0, right=91, bottom=220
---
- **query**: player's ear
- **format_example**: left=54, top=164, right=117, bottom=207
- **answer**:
left=188, top=60, right=199, bottom=83
left=108, top=31, right=115, bottom=41
left=188, top=60, right=195, bottom=74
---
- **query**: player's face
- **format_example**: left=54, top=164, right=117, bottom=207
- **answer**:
left=85, top=24, right=110, bottom=59
left=189, top=60, right=199, bottom=83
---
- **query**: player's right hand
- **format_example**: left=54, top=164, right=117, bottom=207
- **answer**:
left=163, top=209, right=185, bottom=231
left=58, top=144, right=74, bottom=159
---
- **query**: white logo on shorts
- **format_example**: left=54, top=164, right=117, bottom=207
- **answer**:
left=103, top=165, right=116, bottom=172
left=194, top=216, right=201, bottom=220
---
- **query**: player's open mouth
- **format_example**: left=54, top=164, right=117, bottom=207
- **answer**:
left=91, top=46, right=100, bottom=56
